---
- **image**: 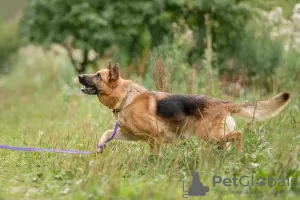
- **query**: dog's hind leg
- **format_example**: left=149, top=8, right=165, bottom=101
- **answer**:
left=149, top=137, right=161, bottom=155
left=97, top=129, right=136, bottom=153
left=218, top=130, right=243, bottom=152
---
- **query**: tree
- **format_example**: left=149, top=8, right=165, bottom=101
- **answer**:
left=20, top=0, right=168, bottom=74
left=21, top=0, right=281, bottom=80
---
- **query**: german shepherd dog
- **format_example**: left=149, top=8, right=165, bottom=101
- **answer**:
left=78, top=61, right=291, bottom=154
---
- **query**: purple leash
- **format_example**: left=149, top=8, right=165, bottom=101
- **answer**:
left=0, top=121, right=120, bottom=155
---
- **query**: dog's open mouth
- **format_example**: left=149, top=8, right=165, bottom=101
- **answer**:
left=80, top=86, right=99, bottom=95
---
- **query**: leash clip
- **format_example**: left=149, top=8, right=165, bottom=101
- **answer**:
left=112, top=108, right=121, bottom=121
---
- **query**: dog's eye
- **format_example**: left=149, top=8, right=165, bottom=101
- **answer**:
left=96, top=73, right=101, bottom=79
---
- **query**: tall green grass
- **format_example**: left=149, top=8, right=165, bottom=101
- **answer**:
left=0, top=46, right=299, bottom=199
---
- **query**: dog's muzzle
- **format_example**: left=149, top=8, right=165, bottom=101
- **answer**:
left=78, top=75, right=99, bottom=95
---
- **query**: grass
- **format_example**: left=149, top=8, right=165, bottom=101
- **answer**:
left=0, top=46, right=299, bottom=200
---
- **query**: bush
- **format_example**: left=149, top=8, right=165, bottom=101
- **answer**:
left=20, top=0, right=254, bottom=73
left=20, top=0, right=285, bottom=85
left=276, top=49, right=300, bottom=89
left=234, top=24, right=283, bottom=77
left=20, top=0, right=164, bottom=73
left=0, top=20, right=20, bottom=73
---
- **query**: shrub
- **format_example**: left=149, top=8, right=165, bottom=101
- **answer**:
left=20, top=0, right=164, bottom=73
left=235, top=24, right=283, bottom=77
left=20, top=0, right=285, bottom=85
left=20, top=0, right=253, bottom=74
left=276, top=49, right=300, bottom=89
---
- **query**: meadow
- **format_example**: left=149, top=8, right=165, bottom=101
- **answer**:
left=0, top=45, right=299, bottom=200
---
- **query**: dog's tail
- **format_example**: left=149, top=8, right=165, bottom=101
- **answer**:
left=233, top=92, right=291, bottom=121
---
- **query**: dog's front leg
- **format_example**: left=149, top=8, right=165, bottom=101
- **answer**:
left=97, top=129, right=134, bottom=153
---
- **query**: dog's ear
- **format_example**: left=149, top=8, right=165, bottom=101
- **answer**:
left=107, top=60, right=112, bottom=70
left=109, top=63, right=119, bottom=80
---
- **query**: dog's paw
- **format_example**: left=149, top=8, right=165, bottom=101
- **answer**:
left=96, top=147, right=104, bottom=153
left=96, top=144, right=106, bottom=153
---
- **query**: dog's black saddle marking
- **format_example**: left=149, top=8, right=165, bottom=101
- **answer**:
left=156, top=94, right=230, bottom=122
left=156, top=94, right=208, bottom=119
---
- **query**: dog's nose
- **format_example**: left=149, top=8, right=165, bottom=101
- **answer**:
left=78, top=74, right=84, bottom=81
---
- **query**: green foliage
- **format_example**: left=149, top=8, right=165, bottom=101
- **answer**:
left=284, top=49, right=300, bottom=80
left=0, top=20, right=20, bottom=73
left=234, top=24, right=283, bottom=77
left=21, top=0, right=286, bottom=81
left=20, top=0, right=164, bottom=56
left=246, top=0, right=299, bottom=18
left=20, top=1, right=253, bottom=66
left=276, top=49, right=300, bottom=89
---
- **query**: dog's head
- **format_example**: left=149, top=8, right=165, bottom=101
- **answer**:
left=78, top=61, right=121, bottom=96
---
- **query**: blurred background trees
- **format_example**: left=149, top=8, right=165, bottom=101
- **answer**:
left=0, top=0, right=24, bottom=73
left=1, top=0, right=300, bottom=94
left=20, top=0, right=256, bottom=75
left=0, top=20, right=20, bottom=73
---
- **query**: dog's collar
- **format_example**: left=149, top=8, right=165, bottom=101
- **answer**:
left=112, top=89, right=131, bottom=115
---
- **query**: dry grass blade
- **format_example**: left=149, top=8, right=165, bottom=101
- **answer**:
left=152, top=50, right=173, bottom=92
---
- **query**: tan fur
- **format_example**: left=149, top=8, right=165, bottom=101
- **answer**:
left=80, top=64, right=291, bottom=154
